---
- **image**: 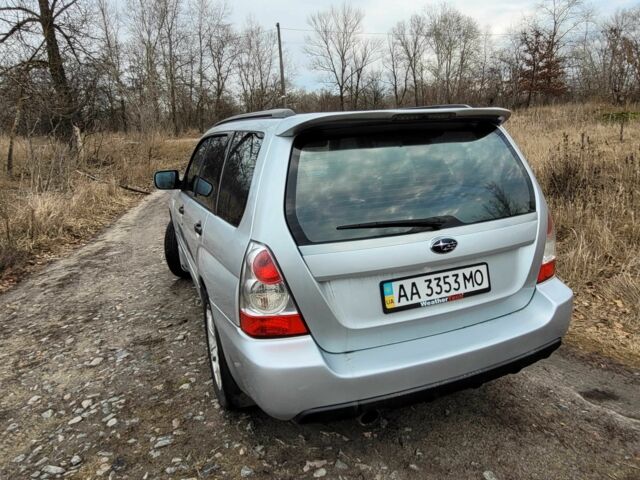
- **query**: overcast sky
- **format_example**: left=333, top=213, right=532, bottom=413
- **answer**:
left=226, top=0, right=636, bottom=90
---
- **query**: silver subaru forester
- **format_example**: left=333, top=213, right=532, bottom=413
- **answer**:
left=154, top=106, right=573, bottom=421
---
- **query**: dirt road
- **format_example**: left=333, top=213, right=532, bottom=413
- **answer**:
left=1, top=193, right=638, bottom=479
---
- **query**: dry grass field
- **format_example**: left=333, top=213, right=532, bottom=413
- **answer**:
left=0, top=104, right=638, bottom=366
left=0, top=133, right=197, bottom=289
left=510, top=104, right=639, bottom=366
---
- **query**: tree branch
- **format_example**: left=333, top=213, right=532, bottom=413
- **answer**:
left=53, top=0, right=79, bottom=20
left=0, top=6, right=40, bottom=17
left=0, top=17, right=38, bottom=44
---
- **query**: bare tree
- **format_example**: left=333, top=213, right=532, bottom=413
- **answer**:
left=347, top=36, right=380, bottom=109
left=4, top=67, right=30, bottom=175
left=603, top=17, right=634, bottom=104
left=127, top=0, right=167, bottom=130
left=360, top=69, right=387, bottom=109
left=621, top=8, right=640, bottom=101
left=426, top=4, right=481, bottom=104
left=190, top=0, right=229, bottom=130
left=496, top=30, right=526, bottom=105
left=96, top=0, right=128, bottom=131
left=571, top=16, right=615, bottom=102
left=539, top=0, right=588, bottom=59
left=475, top=30, right=495, bottom=104
left=237, top=19, right=280, bottom=111
left=392, top=15, right=427, bottom=106
left=0, top=0, right=88, bottom=142
left=305, top=3, right=365, bottom=110
left=158, top=0, right=182, bottom=136
left=191, top=0, right=208, bottom=131
left=207, top=7, right=238, bottom=121
left=384, top=33, right=409, bottom=107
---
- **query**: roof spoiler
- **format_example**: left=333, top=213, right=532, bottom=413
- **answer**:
left=275, top=107, right=511, bottom=137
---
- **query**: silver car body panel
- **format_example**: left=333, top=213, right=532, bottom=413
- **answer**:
left=166, top=107, right=573, bottom=419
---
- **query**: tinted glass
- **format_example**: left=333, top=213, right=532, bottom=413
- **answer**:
left=286, top=125, right=535, bottom=245
left=217, top=132, right=263, bottom=226
left=183, top=138, right=210, bottom=194
left=196, top=135, right=228, bottom=210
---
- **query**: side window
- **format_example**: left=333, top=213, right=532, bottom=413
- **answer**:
left=183, top=138, right=211, bottom=195
left=217, top=132, right=263, bottom=226
left=196, top=135, right=228, bottom=211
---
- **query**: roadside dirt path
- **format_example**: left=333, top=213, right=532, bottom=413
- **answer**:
left=1, top=193, right=638, bottom=480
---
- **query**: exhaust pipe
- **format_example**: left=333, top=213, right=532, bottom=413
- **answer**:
left=358, top=409, right=380, bottom=426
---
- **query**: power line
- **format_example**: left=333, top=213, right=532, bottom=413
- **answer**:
left=279, top=25, right=610, bottom=39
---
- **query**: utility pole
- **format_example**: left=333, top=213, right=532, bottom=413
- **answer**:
left=276, top=22, right=286, bottom=107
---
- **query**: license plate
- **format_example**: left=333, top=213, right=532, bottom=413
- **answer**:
left=380, top=263, right=491, bottom=314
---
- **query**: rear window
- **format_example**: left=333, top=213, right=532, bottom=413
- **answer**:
left=285, top=124, right=535, bottom=245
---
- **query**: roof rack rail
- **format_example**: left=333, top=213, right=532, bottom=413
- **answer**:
left=214, top=108, right=296, bottom=127
left=401, top=104, right=471, bottom=110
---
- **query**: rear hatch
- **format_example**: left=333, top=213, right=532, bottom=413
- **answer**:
left=283, top=117, right=540, bottom=354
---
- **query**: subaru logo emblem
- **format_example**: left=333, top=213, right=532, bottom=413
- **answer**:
left=430, top=238, right=458, bottom=254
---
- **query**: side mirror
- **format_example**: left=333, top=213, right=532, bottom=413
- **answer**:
left=194, top=177, right=213, bottom=197
left=154, top=170, right=181, bottom=190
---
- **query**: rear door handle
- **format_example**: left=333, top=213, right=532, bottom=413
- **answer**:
left=194, top=221, right=202, bottom=235
left=178, top=205, right=184, bottom=215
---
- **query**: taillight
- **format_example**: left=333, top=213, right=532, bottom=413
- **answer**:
left=239, top=242, right=309, bottom=338
left=537, top=212, right=556, bottom=283
left=252, top=250, right=280, bottom=285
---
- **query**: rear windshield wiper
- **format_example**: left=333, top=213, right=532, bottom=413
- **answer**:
left=336, top=216, right=461, bottom=230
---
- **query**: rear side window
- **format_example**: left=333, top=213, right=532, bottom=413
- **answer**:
left=197, top=135, right=228, bottom=210
left=217, top=132, right=263, bottom=226
left=286, top=124, right=535, bottom=245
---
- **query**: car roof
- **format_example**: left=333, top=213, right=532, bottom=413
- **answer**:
left=202, top=106, right=511, bottom=138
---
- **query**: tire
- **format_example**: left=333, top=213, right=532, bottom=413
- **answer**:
left=164, top=221, right=190, bottom=279
left=203, top=294, right=249, bottom=410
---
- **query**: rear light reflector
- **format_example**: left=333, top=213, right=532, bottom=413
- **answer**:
left=240, top=242, right=309, bottom=338
left=240, top=311, right=308, bottom=338
left=537, top=212, right=556, bottom=283
left=537, top=258, right=556, bottom=283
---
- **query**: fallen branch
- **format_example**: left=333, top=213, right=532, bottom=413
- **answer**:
left=75, top=170, right=150, bottom=195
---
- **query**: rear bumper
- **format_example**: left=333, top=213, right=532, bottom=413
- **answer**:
left=216, top=277, right=573, bottom=420
left=295, top=339, right=561, bottom=422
